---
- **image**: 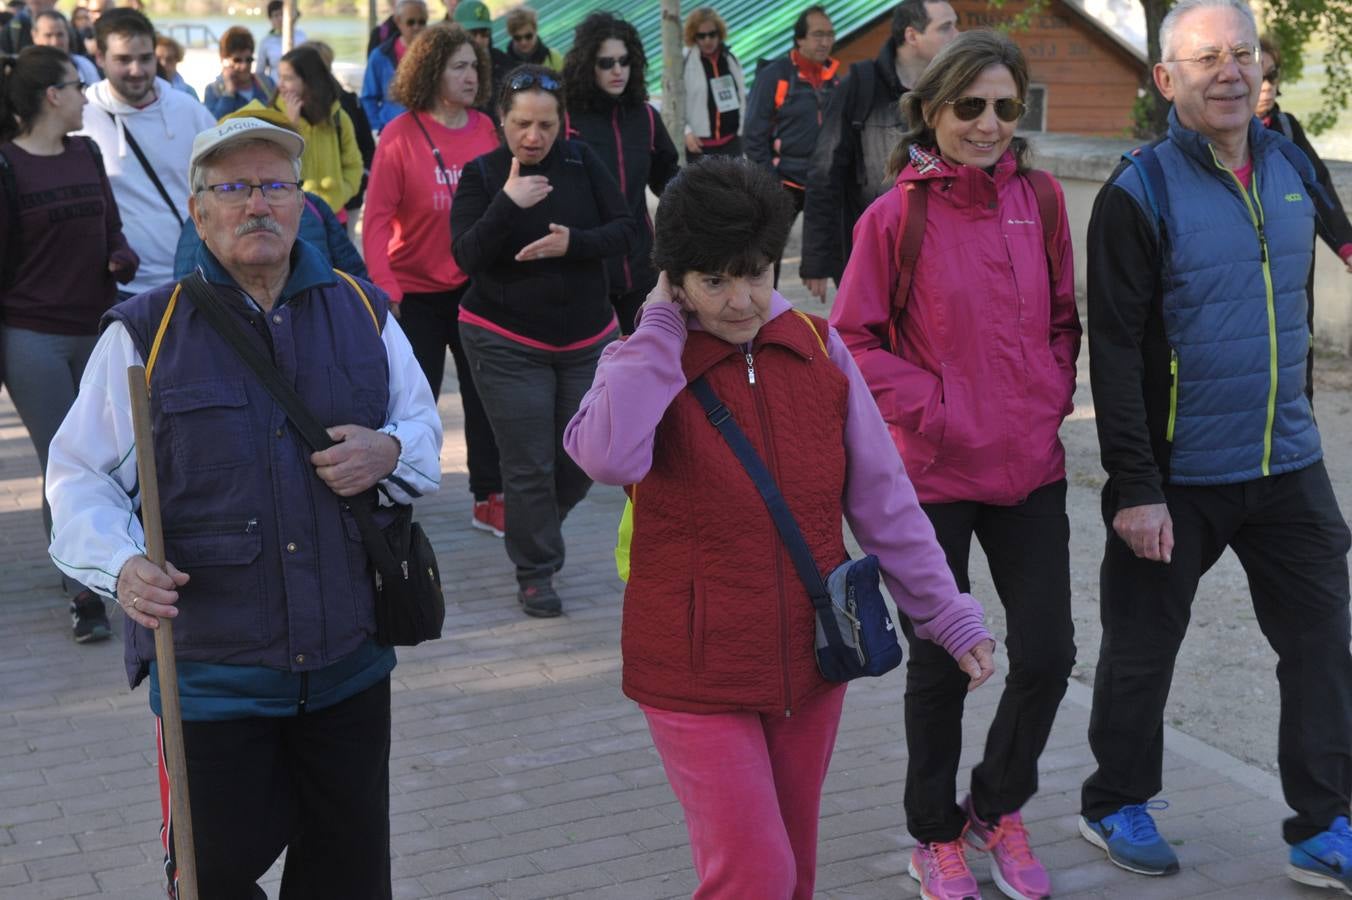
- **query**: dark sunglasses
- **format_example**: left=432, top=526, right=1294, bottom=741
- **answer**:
left=227, top=55, right=255, bottom=65
left=512, top=31, right=535, bottom=41
left=945, top=96, right=1025, bottom=122
left=596, top=54, right=630, bottom=70
left=508, top=70, right=561, bottom=92
left=402, top=17, right=426, bottom=26
left=1263, top=67, right=1280, bottom=83
left=695, top=30, right=719, bottom=40
left=52, top=78, right=87, bottom=91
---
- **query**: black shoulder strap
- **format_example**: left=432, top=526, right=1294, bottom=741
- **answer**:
left=0, top=146, right=20, bottom=291
left=104, top=108, right=183, bottom=226
left=177, top=273, right=400, bottom=574
left=687, top=375, right=830, bottom=608
left=847, top=62, right=875, bottom=131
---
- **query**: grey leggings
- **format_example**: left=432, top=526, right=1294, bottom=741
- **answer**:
left=2, top=325, right=98, bottom=593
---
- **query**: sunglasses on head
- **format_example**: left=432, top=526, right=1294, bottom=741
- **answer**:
left=512, top=31, right=535, bottom=41
left=945, top=96, right=1026, bottom=122
left=508, top=70, right=561, bottom=92
left=695, top=30, right=719, bottom=40
left=596, top=54, right=630, bottom=70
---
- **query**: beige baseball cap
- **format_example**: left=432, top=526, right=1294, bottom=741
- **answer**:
left=189, top=114, right=306, bottom=188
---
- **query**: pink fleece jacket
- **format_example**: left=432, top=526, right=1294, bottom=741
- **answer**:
left=563, top=295, right=991, bottom=662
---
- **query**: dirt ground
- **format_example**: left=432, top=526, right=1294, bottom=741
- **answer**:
left=779, top=227, right=1352, bottom=777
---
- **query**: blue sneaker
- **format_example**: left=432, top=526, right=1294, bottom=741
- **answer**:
left=1078, top=801, right=1180, bottom=876
left=1289, top=816, right=1352, bottom=894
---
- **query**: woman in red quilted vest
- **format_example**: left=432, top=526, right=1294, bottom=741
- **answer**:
left=829, top=32, right=1080, bottom=900
left=564, top=156, right=995, bottom=900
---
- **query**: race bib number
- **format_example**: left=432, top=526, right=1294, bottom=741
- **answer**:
left=710, top=74, right=739, bottom=113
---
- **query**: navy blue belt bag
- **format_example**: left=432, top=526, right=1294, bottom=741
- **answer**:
left=689, top=377, right=903, bottom=682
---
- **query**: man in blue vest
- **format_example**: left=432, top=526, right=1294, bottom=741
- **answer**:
left=44, top=117, right=442, bottom=899
left=1078, top=0, right=1352, bottom=889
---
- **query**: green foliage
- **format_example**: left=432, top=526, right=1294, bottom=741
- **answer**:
left=1264, top=0, right=1352, bottom=134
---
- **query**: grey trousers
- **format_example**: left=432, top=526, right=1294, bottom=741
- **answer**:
left=1, top=326, right=98, bottom=594
left=458, top=322, right=615, bottom=586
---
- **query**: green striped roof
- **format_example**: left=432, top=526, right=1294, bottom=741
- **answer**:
left=492, top=0, right=888, bottom=93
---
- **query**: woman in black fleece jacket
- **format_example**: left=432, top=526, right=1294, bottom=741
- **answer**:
left=452, top=64, right=635, bottom=617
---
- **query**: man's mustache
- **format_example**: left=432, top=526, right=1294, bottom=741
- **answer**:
left=236, top=216, right=283, bottom=236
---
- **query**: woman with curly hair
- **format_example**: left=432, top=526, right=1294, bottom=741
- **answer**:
left=681, top=7, right=745, bottom=160
left=562, top=12, right=679, bottom=334
left=363, top=22, right=505, bottom=536
left=271, top=44, right=363, bottom=215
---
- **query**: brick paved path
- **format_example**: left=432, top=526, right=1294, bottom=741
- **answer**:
left=0, top=307, right=1335, bottom=899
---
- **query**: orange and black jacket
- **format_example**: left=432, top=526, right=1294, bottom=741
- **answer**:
left=743, top=50, right=839, bottom=190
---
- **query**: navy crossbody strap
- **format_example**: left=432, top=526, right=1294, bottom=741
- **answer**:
left=688, top=376, right=831, bottom=609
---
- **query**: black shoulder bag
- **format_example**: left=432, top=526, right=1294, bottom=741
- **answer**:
left=178, top=272, right=444, bottom=646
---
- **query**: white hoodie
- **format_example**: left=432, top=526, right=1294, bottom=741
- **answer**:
left=76, top=77, right=217, bottom=296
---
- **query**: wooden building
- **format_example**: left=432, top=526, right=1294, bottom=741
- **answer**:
left=834, top=0, right=1149, bottom=136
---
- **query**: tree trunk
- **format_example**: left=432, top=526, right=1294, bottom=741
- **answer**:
left=1143, top=0, right=1171, bottom=136
left=282, top=1, right=295, bottom=54
left=660, top=0, right=686, bottom=166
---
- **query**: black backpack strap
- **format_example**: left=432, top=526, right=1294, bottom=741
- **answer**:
left=0, top=146, right=20, bottom=291
left=176, top=273, right=402, bottom=578
left=105, top=109, right=184, bottom=227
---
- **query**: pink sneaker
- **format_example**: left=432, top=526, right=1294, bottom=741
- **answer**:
left=963, top=797, right=1051, bottom=900
left=909, top=838, right=980, bottom=900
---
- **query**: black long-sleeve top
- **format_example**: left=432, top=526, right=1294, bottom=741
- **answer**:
left=451, top=140, right=637, bottom=346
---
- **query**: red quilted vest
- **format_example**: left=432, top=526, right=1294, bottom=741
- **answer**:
left=622, top=311, right=850, bottom=715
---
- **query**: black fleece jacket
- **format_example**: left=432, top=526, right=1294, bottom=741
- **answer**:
left=451, top=140, right=636, bottom=346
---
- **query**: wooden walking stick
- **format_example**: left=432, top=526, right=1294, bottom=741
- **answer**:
left=127, top=365, right=199, bottom=900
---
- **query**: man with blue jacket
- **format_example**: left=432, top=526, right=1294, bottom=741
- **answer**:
left=44, top=117, right=442, bottom=897
left=360, top=0, right=426, bottom=132
left=1078, top=0, right=1352, bottom=889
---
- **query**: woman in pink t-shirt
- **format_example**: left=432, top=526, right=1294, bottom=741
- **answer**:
left=363, top=23, right=504, bottom=536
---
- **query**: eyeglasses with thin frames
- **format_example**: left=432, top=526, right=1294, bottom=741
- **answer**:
left=200, top=181, right=301, bottom=206
left=1168, top=43, right=1260, bottom=71
left=945, top=96, right=1026, bottom=123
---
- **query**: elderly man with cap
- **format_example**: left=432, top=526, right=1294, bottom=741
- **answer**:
left=44, top=117, right=442, bottom=899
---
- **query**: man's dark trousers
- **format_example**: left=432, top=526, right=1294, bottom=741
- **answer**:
left=1082, top=460, right=1352, bottom=844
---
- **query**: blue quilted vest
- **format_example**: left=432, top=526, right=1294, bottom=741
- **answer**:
left=1115, top=111, right=1322, bottom=485
left=105, top=240, right=392, bottom=688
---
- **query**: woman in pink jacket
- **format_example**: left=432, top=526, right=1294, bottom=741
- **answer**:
left=829, top=31, right=1080, bottom=900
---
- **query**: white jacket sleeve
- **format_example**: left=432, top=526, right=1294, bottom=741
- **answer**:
left=46, top=323, right=147, bottom=599
left=376, top=317, right=443, bottom=504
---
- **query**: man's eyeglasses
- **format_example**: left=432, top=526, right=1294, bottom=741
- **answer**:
left=945, top=96, right=1026, bottom=123
left=52, top=79, right=87, bottom=92
left=807, top=29, right=835, bottom=41
left=201, top=181, right=301, bottom=205
left=511, top=31, right=535, bottom=42
left=695, top=30, right=719, bottom=41
left=507, top=70, right=561, bottom=92
left=595, top=54, right=630, bottom=71
left=1168, top=43, right=1260, bottom=71
left=1263, top=66, right=1280, bottom=83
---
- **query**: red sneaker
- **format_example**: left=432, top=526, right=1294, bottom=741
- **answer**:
left=471, top=493, right=505, bottom=537
left=964, top=797, right=1051, bottom=900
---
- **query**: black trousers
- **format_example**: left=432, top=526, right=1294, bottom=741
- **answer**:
left=400, top=288, right=502, bottom=500
left=771, top=183, right=806, bottom=289
left=166, top=678, right=393, bottom=900
left=902, top=479, right=1076, bottom=843
left=1082, top=461, right=1352, bottom=844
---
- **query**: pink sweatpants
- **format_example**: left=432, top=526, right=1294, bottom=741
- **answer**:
left=642, top=684, right=848, bottom=900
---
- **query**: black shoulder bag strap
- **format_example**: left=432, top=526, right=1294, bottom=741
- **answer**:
left=104, top=108, right=184, bottom=227
left=0, top=146, right=19, bottom=291
left=176, top=272, right=403, bottom=578
left=687, top=375, right=831, bottom=610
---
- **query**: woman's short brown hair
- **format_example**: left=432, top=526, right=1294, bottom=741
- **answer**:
left=220, top=25, right=254, bottom=59
left=505, top=5, right=538, bottom=36
left=390, top=22, right=491, bottom=111
left=683, top=7, right=727, bottom=47
left=889, top=30, right=1031, bottom=177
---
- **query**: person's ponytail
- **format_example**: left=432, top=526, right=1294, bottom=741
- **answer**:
left=0, top=46, right=71, bottom=143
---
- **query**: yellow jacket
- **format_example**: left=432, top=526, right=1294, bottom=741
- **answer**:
left=221, top=99, right=361, bottom=212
